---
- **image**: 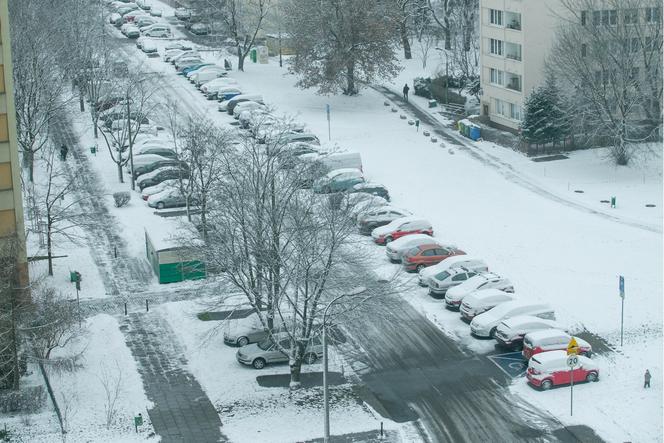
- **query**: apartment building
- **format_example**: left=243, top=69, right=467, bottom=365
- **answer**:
left=479, top=0, right=563, bottom=131
left=0, top=0, right=28, bottom=286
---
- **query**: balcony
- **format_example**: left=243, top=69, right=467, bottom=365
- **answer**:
left=505, top=12, right=521, bottom=30
left=505, top=72, right=522, bottom=92
left=505, top=42, right=522, bottom=61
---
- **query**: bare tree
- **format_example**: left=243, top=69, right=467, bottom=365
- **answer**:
left=283, top=0, right=401, bottom=95
left=0, top=237, right=23, bottom=390
left=97, top=361, right=123, bottom=429
left=549, top=0, right=662, bottom=164
left=38, top=146, right=91, bottom=276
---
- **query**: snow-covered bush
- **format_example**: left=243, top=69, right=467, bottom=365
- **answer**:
left=113, top=192, right=130, bottom=208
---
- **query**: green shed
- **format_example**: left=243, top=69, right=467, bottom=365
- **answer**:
left=145, top=220, right=206, bottom=284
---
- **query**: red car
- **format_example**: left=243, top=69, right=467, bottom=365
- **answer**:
left=370, top=216, right=433, bottom=245
left=526, top=350, right=599, bottom=390
left=522, top=330, right=592, bottom=360
left=402, top=245, right=465, bottom=272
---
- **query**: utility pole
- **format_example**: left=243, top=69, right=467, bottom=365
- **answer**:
left=126, top=89, right=136, bottom=190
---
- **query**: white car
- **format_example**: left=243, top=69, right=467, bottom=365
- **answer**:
left=459, top=288, right=516, bottom=321
left=346, top=194, right=389, bottom=219
left=140, top=179, right=183, bottom=200
left=233, top=101, right=266, bottom=119
left=470, top=301, right=555, bottom=338
left=149, top=7, right=162, bottom=17
left=141, top=24, right=171, bottom=38
left=418, top=255, right=488, bottom=287
left=141, top=39, right=157, bottom=54
left=494, top=315, right=565, bottom=349
left=223, top=315, right=288, bottom=347
left=201, top=78, right=239, bottom=95
left=444, top=272, right=513, bottom=310
left=385, top=234, right=443, bottom=263
left=428, top=267, right=479, bottom=297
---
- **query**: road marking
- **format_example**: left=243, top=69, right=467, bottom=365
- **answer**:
left=487, top=351, right=528, bottom=378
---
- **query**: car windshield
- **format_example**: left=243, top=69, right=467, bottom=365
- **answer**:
left=257, top=339, right=272, bottom=351
left=435, top=271, right=450, bottom=280
left=406, top=247, right=420, bottom=257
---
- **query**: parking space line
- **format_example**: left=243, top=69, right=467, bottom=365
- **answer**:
left=487, top=351, right=528, bottom=379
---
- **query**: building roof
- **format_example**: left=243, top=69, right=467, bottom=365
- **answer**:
left=145, top=217, right=202, bottom=252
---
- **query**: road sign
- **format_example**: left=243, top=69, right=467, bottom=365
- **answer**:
left=619, top=275, right=625, bottom=298
left=566, top=337, right=579, bottom=355
left=567, top=355, right=579, bottom=368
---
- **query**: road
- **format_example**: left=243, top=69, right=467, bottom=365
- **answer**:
left=106, top=29, right=606, bottom=443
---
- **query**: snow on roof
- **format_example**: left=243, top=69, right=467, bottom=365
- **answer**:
left=145, top=217, right=202, bottom=252
left=466, top=288, right=509, bottom=300
left=525, top=328, right=568, bottom=342
left=531, top=350, right=568, bottom=363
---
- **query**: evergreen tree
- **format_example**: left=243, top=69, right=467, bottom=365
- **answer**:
left=282, top=0, right=401, bottom=95
left=521, top=74, right=571, bottom=146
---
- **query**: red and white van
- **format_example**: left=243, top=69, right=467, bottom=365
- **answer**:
left=526, top=350, right=599, bottom=390
left=522, top=329, right=592, bottom=360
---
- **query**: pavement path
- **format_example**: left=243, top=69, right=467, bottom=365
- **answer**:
left=51, top=115, right=226, bottom=442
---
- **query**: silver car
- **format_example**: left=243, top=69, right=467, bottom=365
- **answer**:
left=223, top=315, right=284, bottom=347
left=236, top=333, right=323, bottom=369
left=428, top=267, right=478, bottom=297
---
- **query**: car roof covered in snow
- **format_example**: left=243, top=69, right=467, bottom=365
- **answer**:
left=500, top=315, right=558, bottom=330
left=524, top=328, right=569, bottom=342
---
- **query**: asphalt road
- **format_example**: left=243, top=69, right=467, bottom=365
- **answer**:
left=107, top=30, right=606, bottom=443
left=339, top=292, right=604, bottom=443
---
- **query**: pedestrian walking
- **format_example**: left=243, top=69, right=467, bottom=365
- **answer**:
left=644, top=369, right=651, bottom=388
left=403, top=83, right=410, bottom=101
left=60, top=144, right=68, bottom=161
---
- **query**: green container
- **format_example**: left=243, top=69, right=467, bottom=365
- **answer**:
left=90, top=146, right=97, bottom=155
left=250, top=48, right=257, bottom=63
left=70, top=271, right=77, bottom=282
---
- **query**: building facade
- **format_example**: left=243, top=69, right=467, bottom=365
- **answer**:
left=479, top=0, right=563, bottom=131
left=0, top=0, right=28, bottom=286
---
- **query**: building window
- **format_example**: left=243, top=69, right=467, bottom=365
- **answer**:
left=489, top=38, right=503, bottom=56
left=505, top=42, right=522, bottom=61
left=630, top=67, right=640, bottom=81
left=509, top=103, right=522, bottom=120
left=593, top=11, right=601, bottom=26
left=490, top=9, right=503, bottom=26
left=610, top=10, right=617, bottom=25
left=581, top=43, right=587, bottom=57
left=489, top=68, right=503, bottom=85
left=624, top=9, right=638, bottom=24
left=645, top=7, right=661, bottom=23
left=493, top=98, right=505, bottom=116
left=581, top=10, right=587, bottom=25
left=505, top=73, right=522, bottom=92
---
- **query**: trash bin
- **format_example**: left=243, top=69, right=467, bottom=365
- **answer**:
left=458, top=120, right=465, bottom=134
left=250, top=48, right=257, bottom=63
left=469, top=125, right=481, bottom=141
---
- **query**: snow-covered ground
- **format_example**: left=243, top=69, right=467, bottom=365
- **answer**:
left=5, top=315, right=157, bottom=443
left=158, top=299, right=398, bottom=442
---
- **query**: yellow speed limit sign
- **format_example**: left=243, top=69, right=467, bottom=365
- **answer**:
left=567, top=337, right=579, bottom=355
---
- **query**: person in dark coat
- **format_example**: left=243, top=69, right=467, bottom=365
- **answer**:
left=644, top=369, right=651, bottom=388
left=403, top=83, right=410, bottom=101
left=60, top=144, right=68, bottom=161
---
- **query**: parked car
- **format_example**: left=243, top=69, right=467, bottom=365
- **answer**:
left=348, top=182, right=389, bottom=201
left=470, top=301, right=555, bottom=338
left=181, top=63, right=213, bottom=76
left=128, top=153, right=172, bottom=170
left=233, top=101, right=266, bottom=119
left=236, top=333, right=323, bottom=369
left=345, top=194, right=389, bottom=219
left=223, top=315, right=287, bottom=347
left=170, top=50, right=199, bottom=65
left=190, top=23, right=210, bottom=35
left=141, top=179, right=182, bottom=200
left=164, top=49, right=185, bottom=62
left=134, top=146, right=177, bottom=158
left=175, top=57, right=204, bottom=72
left=371, top=216, right=433, bottom=245
left=313, top=168, right=364, bottom=194
left=135, top=16, right=157, bottom=28
left=141, top=39, right=158, bottom=54
left=526, top=351, right=599, bottom=390
left=136, top=0, right=151, bottom=10
left=494, top=316, right=565, bottom=350
left=174, top=7, right=192, bottom=20
left=385, top=234, right=441, bottom=263
left=201, top=78, right=240, bottom=97
left=403, top=244, right=465, bottom=273
left=149, top=7, right=162, bottom=17
left=121, top=24, right=140, bottom=38
left=190, top=68, right=227, bottom=86
left=418, top=255, right=488, bottom=287
left=109, top=12, right=122, bottom=25
left=428, top=267, right=478, bottom=296
left=133, top=159, right=186, bottom=179
left=459, top=289, right=516, bottom=321
left=137, top=167, right=190, bottom=190
left=116, top=6, right=138, bottom=16
left=358, top=206, right=411, bottom=235
left=222, top=94, right=265, bottom=113
left=122, top=10, right=147, bottom=24
left=165, top=41, right=194, bottom=51
left=279, top=132, right=321, bottom=146
left=444, top=272, right=514, bottom=310
left=522, top=330, right=592, bottom=360
left=147, top=188, right=197, bottom=209
left=141, top=24, right=171, bottom=38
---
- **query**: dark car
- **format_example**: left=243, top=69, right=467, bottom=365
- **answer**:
left=349, top=182, right=390, bottom=201
left=357, top=206, right=411, bottom=235
left=137, top=167, right=190, bottom=190
left=101, top=112, right=149, bottom=128
left=190, top=23, right=210, bottom=35
left=133, top=159, right=188, bottom=179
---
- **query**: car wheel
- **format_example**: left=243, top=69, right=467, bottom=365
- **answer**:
left=489, top=327, right=497, bottom=338
left=304, top=353, right=317, bottom=364
left=157, top=202, right=165, bottom=209
left=541, top=380, right=553, bottom=390
left=416, top=264, right=425, bottom=273
left=236, top=336, right=249, bottom=347
left=252, top=358, right=266, bottom=370
left=586, top=372, right=598, bottom=382
left=385, top=236, right=393, bottom=244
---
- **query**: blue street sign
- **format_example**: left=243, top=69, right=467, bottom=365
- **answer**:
left=619, top=275, right=624, bottom=298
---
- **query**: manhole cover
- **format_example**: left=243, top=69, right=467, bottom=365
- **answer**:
left=646, top=204, right=656, bottom=207
left=574, top=190, right=584, bottom=193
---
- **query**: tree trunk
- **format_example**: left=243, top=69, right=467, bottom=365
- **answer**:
left=400, top=21, right=412, bottom=60
left=79, top=92, right=85, bottom=112
left=28, top=150, right=35, bottom=183
left=344, top=62, right=356, bottom=95
left=47, top=221, right=53, bottom=276
left=237, top=47, right=244, bottom=72
left=289, top=350, right=304, bottom=390
left=117, top=162, right=124, bottom=183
